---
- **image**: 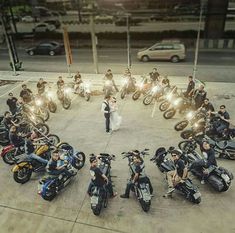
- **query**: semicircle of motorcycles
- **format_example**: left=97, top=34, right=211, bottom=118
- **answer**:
left=0, top=68, right=234, bottom=216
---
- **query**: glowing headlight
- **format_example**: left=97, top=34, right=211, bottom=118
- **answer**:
left=166, top=93, right=172, bottom=101
left=84, top=83, right=91, bottom=89
left=105, top=80, right=112, bottom=86
left=47, top=92, right=53, bottom=98
left=35, top=99, right=42, bottom=106
left=173, top=98, right=181, bottom=106
left=138, top=82, right=144, bottom=88
left=30, top=106, right=35, bottom=111
left=186, top=111, right=194, bottom=120
left=64, top=87, right=72, bottom=94
left=122, top=79, right=128, bottom=86
left=152, top=86, right=159, bottom=93
left=31, top=115, right=35, bottom=120
left=194, top=123, right=199, bottom=128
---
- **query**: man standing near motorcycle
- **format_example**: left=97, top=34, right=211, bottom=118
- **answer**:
left=6, top=93, right=18, bottom=115
left=20, top=84, right=33, bottom=103
left=120, top=151, right=153, bottom=198
left=149, top=68, right=160, bottom=85
left=216, top=105, right=231, bottom=135
left=57, top=76, right=65, bottom=89
left=87, top=155, right=117, bottom=197
left=104, top=69, right=119, bottom=92
left=37, top=78, right=47, bottom=95
left=189, top=141, right=217, bottom=184
left=164, top=150, right=188, bottom=196
left=101, top=95, right=111, bottom=134
left=193, top=85, right=207, bottom=109
left=184, top=76, right=195, bottom=98
left=74, top=72, right=83, bottom=94
left=200, top=98, right=215, bottom=114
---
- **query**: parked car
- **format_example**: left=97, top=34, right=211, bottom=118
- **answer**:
left=26, top=41, right=64, bottom=56
left=32, top=23, right=56, bottom=33
left=22, top=15, right=34, bottom=23
left=137, top=41, right=186, bottom=63
left=44, top=20, right=61, bottom=29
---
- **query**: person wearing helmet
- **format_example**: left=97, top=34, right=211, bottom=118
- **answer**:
left=164, top=149, right=188, bottom=196
left=189, top=141, right=217, bottom=184
left=87, top=155, right=117, bottom=197
left=120, top=151, right=153, bottom=198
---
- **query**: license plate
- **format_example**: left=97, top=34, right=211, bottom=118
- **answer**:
left=193, top=192, right=201, bottom=199
left=221, top=174, right=230, bottom=183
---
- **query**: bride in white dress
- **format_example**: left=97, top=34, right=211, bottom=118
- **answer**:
left=110, top=97, right=122, bottom=131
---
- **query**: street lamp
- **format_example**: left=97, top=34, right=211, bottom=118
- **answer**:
left=193, top=0, right=207, bottom=80
left=115, top=3, right=131, bottom=69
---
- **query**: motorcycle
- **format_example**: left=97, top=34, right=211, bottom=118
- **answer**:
left=89, top=153, right=115, bottom=216
left=178, top=133, right=235, bottom=160
left=178, top=143, right=233, bottom=192
left=33, top=97, right=50, bottom=121
left=103, top=80, right=115, bottom=96
left=151, top=147, right=201, bottom=204
left=45, top=90, right=57, bottom=113
left=163, top=96, right=194, bottom=119
left=132, top=76, right=151, bottom=101
left=0, top=125, right=9, bottom=146
left=75, top=82, right=91, bottom=101
left=57, top=87, right=72, bottom=109
left=120, top=77, right=136, bottom=99
left=38, top=143, right=86, bottom=201
left=143, top=84, right=163, bottom=105
left=174, top=109, right=207, bottom=131
left=122, top=149, right=152, bottom=212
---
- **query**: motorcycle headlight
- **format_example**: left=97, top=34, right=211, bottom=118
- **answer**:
left=30, top=106, right=35, bottom=111
left=186, top=111, right=194, bottom=120
left=35, top=99, right=42, bottom=106
left=173, top=98, right=181, bottom=106
left=64, top=87, right=72, bottom=94
left=47, top=92, right=53, bottom=98
left=194, top=123, right=199, bottom=128
left=152, top=86, right=159, bottom=93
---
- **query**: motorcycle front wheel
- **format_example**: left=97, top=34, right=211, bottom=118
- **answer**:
left=85, top=93, right=91, bottom=101
left=62, top=97, right=71, bottom=109
left=174, top=120, right=189, bottom=131
left=132, top=90, right=141, bottom=101
left=140, top=199, right=151, bottom=212
left=159, top=100, right=170, bottom=112
left=120, top=89, right=126, bottom=99
left=143, top=95, right=153, bottom=105
left=48, top=101, right=57, bottom=113
left=163, top=109, right=176, bottom=119
left=2, top=149, right=16, bottom=165
left=180, top=130, right=193, bottom=139
left=73, top=152, right=86, bottom=170
left=35, top=123, right=50, bottom=135
left=42, top=188, right=57, bottom=201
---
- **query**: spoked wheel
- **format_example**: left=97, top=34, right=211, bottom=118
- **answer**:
left=47, top=134, right=60, bottom=145
left=13, top=167, right=32, bottom=184
left=62, top=97, right=71, bottom=109
left=48, top=101, right=57, bottom=113
left=2, top=149, right=16, bottom=165
left=143, top=95, right=153, bottom=105
left=132, top=91, right=141, bottom=100
left=39, top=108, right=50, bottom=121
left=174, top=120, right=189, bottom=131
left=35, top=123, right=49, bottom=135
left=163, top=109, right=176, bottom=119
left=42, top=188, right=57, bottom=201
left=159, top=101, right=170, bottom=112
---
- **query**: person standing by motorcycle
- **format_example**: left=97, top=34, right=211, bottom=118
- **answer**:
left=149, top=68, right=160, bottom=86
left=200, top=98, right=215, bottom=114
left=164, top=150, right=188, bottom=196
left=193, top=85, right=207, bottom=109
left=87, top=155, right=117, bottom=197
left=6, top=93, right=18, bottom=115
left=9, top=125, right=25, bottom=148
left=120, top=151, right=153, bottom=198
left=101, top=95, right=111, bottom=134
left=123, top=69, right=136, bottom=92
left=184, top=76, right=195, bottom=98
left=47, top=150, right=74, bottom=177
left=2, top=111, right=18, bottom=130
left=104, top=69, right=119, bottom=92
left=216, top=105, right=231, bottom=135
left=20, top=84, right=33, bottom=103
left=189, top=141, right=217, bottom=184
left=74, top=72, right=83, bottom=94
left=57, top=76, right=65, bottom=90
left=37, top=78, right=47, bottom=95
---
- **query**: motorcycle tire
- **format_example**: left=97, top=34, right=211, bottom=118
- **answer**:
left=120, top=90, right=126, bottom=99
left=13, top=167, right=32, bottom=184
left=73, top=152, right=86, bottom=170
left=159, top=101, right=170, bottom=112
left=47, top=134, right=60, bottom=145
left=92, top=204, right=102, bottom=216
left=2, top=149, right=16, bottom=165
left=174, top=120, right=189, bottom=131
left=180, top=130, right=194, bottom=139
left=85, top=93, right=90, bottom=101
left=143, top=95, right=153, bottom=105
left=48, top=101, right=57, bottom=113
left=132, top=91, right=141, bottom=101
left=140, top=199, right=151, bottom=212
left=191, top=196, right=201, bottom=204
left=40, top=108, right=50, bottom=122
left=62, top=97, right=71, bottom=109
left=42, top=188, right=57, bottom=201
left=163, top=109, right=176, bottom=119
left=35, top=123, right=49, bottom=135
left=207, top=174, right=225, bottom=192
left=178, top=140, right=197, bottom=153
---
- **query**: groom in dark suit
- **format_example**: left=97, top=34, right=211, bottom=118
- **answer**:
left=101, top=95, right=111, bottom=133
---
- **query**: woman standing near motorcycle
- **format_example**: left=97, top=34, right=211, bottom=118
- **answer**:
left=110, top=97, right=122, bottom=131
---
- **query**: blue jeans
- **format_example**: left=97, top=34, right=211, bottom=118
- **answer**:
left=28, top=153, right=48, bottom=164
left=216, top=124, right=228, bottom=134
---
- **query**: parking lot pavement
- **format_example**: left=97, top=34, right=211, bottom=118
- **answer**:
left=0, top=80, right=235, bottom=233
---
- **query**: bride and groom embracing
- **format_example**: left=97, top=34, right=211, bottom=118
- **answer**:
left=101, top=95, right=122, bottom=134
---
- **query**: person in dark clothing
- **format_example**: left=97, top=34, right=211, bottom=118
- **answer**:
left=74, top=72, right=83, bottom=93
left=164, top=149, right=188, bottom=196
left=6, top=93, right=18, bottom=115
left=20, top=84, right=32, bottom=103
left=216, top=105, right=230, bottom=134
left=37, top=78, right=47, bottom=95
left=193, top=85, right=207, bottom=109
left=47, top=150, right=73, bottom=177
left=189, top=141, right=217, bottom=184
left=104, top=69, right=119, bottom=92
left=87, top=155, right=117, bottom=197
left=184, top=76, right=195, bottom=98
left=57, top=76, right=65, bottom=89
left=9, top=125, right=25, bottom=148
left=101, top=95, right=111, bottom=133
left=2, top=111, right=16, bottom=130
left=120, top=152, right=153, bottom=198
left=200, top=98, right=215, bottom=113
left=149, top=68, right=160, bottom=85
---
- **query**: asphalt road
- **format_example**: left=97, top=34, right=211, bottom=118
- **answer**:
left=1, top=48, right=235, bottom=82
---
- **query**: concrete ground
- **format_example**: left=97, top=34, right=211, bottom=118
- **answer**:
left=0, top=76, right=235, bottom=233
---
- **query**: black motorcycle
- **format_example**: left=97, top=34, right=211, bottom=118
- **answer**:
left=90, top=153, right=115, bottom=216
left=151, top=147, right=201, bottom=204
left=122, top=149, right=152, bottom=212
left=178, top=143, right=233, bottom=192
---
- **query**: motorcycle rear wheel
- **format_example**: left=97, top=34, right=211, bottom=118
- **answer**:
left=2, top=149, right=16, bottom=165
left=85, top=93, right=90, bottom=101
left=13, top=167, right=32, bottom=184
left=140, top=199, right=151, bottom=212
left=35, top=123, right=49, bottom=135
left=42, top=189, right=57, bottom=201
left=174, top=120, right=189, bottom=131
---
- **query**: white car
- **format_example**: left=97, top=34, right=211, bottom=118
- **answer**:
left=33, top=23, right=56, bottom=33
left=22, top=15, right=34, bottom=23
